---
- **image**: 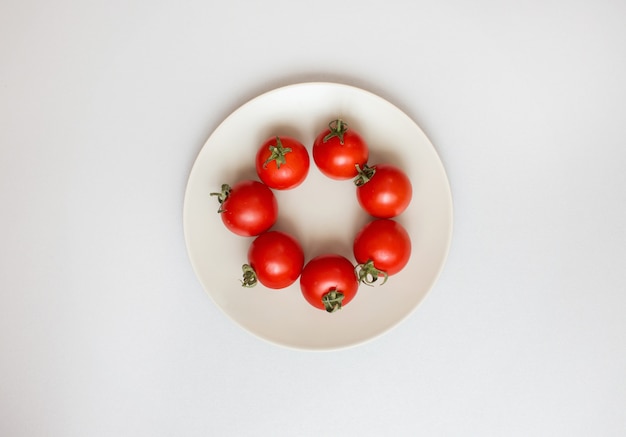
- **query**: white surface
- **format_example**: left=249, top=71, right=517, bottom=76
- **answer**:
left=1, top=0, right=625, bottom=435
left=184, top=82, right=453, bottom=350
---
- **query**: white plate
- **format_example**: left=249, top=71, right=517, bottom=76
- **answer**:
left=183, top=82, right=453, bottom=350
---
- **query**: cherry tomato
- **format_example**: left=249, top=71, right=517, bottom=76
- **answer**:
left=256, top=136, right=310, bottom=190
left=241, top=231, right=304, bottom=289
left=210, top=180, right=278, bottom=237
left=312, top=119, right=369, bottom=180
left=353, top=219, right=411, bottom=285
left=355, top=163, right=412, bottom=218
left=299, top=254, right=359, bottom=312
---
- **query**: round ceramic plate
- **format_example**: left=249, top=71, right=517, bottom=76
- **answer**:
left=183, top=82, right=453, bottom=350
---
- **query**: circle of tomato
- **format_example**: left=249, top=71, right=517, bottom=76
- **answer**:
left=312, top=119, right=369, bottom=180
left=256, top=136, right=310, bottom=190
left=299, top=254, right=359, bottom=312
left=353, top=219, right=411, bottom=285
left=210, top=180, right=278, bottom=237
left=355, top=163, right=412, bottom=218
left=242, top=231, right=304, bottom=289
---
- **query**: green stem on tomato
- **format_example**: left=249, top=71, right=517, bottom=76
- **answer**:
left=263, top=136, right=292, bottom=169
left=209, top=183, right=231, bottom=213
left=323, top=119, right=349, bottom=145
left=321, top=289, right=345, bottom=313
left=355, top=260, right=389, bottom=286
left=240, top=264, right=258, bottom=288
left=354, top=164, right=377, bottom=186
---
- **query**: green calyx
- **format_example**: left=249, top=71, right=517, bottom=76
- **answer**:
left=323, top=119, right=349, bottom=145
left=321, top=289, right=345, bottom=313
left=263, top=136, right=292, bottom=169
left=209, top=183, right=231, bottom=213
left=355, top=260, right=388, bottom=286
left=241, top=264, right=258, bottom=288
left=354, top=164, right=377, bottom=186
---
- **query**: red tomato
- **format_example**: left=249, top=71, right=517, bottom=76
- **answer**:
left=353, top=219, right=411, bottom=285
left=210, top=180, right=278, bottom=237
left=256, top=136, right=310, bottom=190
left=241, top=231, right=304, bottom=289
left=299, top=254, right=359, bottom=312
left=312, top=119, right=369, bottom=180
left=355, top=163, right=412, bottom=218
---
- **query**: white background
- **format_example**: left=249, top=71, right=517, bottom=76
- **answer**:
left=1, top=0, right=625, bottom=435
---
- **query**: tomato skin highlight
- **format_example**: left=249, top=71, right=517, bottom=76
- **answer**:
left=299, top=254, right=359, bottom=311
left=312, top=120, right=369, bottom=180
left=356, top=164, right=412, bottom=218
left=256, top=136, right=310, bottom=190
left=353, top=219, right=411, bottom=277
left=215, top=180, right=278, bottom=237
left=247, top=231, right=304, bottom=289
